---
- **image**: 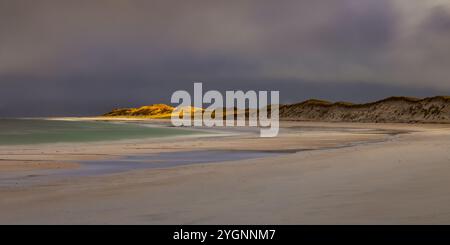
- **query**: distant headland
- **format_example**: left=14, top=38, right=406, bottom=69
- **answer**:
left=103, top=96, right=450, bottom=123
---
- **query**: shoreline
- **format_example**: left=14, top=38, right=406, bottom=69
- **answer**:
left=2, top=121, right=450, bottom=224
left=0, top=120, right=403, bottom=175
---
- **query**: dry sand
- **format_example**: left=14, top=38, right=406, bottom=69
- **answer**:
left=1, top=121, right=450, bottom=224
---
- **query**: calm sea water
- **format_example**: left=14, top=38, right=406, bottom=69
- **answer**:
left=0, top=119, right=198, bottom=145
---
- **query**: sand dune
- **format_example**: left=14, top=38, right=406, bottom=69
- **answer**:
left=102, top=96, right=450, bottom=123
left=280, top=96, right=450, bottom=123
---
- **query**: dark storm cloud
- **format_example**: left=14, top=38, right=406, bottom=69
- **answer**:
left=423, top=7, right=450, bottom=33
left=0, top=0, right=449, bottom=116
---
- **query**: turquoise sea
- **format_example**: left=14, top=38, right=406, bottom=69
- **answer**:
left=0, top=119, right=197, bottom=145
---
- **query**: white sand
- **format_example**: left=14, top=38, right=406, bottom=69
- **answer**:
left=1, top=121, right=450, bottom=224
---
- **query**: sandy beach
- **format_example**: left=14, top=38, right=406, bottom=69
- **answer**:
left=1, top=120, right=450, bottom=224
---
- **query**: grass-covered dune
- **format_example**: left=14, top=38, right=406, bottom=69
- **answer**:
left=103, top=96, right=450, bottom=123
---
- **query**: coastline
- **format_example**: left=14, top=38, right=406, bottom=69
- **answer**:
left=1, top=120, right=450, bottom=224
left=0, top=118, right=400, bottom=173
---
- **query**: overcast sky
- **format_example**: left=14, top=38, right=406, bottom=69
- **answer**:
left=1, top=0, right=450, bottom=116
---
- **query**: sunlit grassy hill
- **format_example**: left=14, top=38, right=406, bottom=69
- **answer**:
left=103, top=104, right=175, bottom=119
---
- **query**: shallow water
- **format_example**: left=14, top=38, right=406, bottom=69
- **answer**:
left=0, top=150, right=284, bottom=187
left=64, top=150, right=284, bottom=176
left=0, top=119, right=198, bottom=145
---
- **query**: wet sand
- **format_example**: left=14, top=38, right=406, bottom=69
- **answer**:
left=1, top=120, right=450, bottom=224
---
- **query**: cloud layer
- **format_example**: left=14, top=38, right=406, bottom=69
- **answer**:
left=1, top=0, right=450, bottom=116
